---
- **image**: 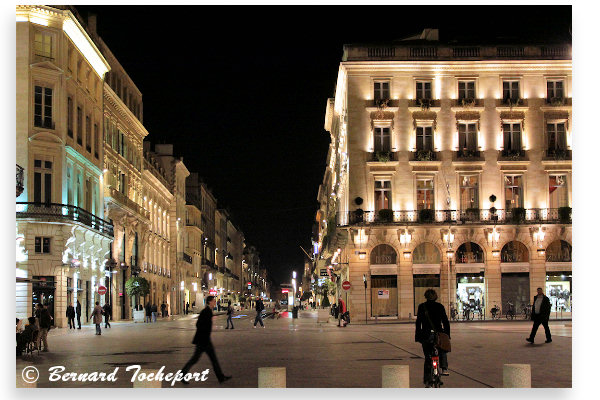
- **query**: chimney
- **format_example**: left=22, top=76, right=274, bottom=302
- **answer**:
left=87, top=13, right=97, bottom=35
left=421, top=28, right=439, bottom=41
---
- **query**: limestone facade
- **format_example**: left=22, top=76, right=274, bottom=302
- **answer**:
left=317, top=34, right=572, bottom=321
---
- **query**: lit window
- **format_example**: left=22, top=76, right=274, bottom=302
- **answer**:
left=460, top=175, right=479, bottom=210
left=504, top=175, right=523, bottom=209
left=34, top=32, right=52, bottom=59
left=374, top=180, right=392, bottom=211
left=416, top=177, right=434, bottom=210
left=34, top=86, right=53, bottom=129
left=549, top=175, right=568, bottom=208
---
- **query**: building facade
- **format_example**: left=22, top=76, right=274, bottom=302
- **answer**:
left=316, top=31, right=572, bottom=322
left=16, top=5, right=112, bottom=326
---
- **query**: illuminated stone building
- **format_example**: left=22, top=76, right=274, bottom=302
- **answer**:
left=316, top=30, right=572, bottom=321
left=16, top=5, right=112, bottom=326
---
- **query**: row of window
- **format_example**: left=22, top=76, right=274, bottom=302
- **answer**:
left=104, top=117, right=142, bottom=171
left=66, top=95, right=100, bottom=158
left=373, top=78, right=566, bottom=102
left=372, top=122, right=568, bottom=154
left=105, top=71, right=142, bottom=121
left=66, top=163, right=101, bottom=216
left=373, top=174, right=569, bottom=211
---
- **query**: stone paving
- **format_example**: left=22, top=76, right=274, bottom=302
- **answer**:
left=16, top=310, right=571, bottom=388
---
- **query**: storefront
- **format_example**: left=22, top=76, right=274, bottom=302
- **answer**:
left=370, top=244, right=398, bottom=318
left=546, top=272, right=572, bottom=313
left=32, top=276, right=55, bottom=324
left=413, top=274, right=440, bottom=314
left=501, top=272, right=530, bottom=312
left=456, top=273, right=485, bottom=317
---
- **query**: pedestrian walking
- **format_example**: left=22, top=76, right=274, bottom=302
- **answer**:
left=35, top=303, right=52, bottom=352
left=103, top=302, right=112, bottom=328
left=526, top=287, right=553, bottom=344
left=76, top=300, right=82, bottom=329
left=337, top=297, right=347, bottom=327
left=180, top=296, right=232, bottom=384
left=152, top=303, right=158, bottom=322
left=253, top=298, right=265, bottom=328
left=225, top=300, right=234, bottom=329
left=161, top=302, right=167, bottom=318
left=186, top=302, right=190, bottom=315
left=216, top=299, right=221, bottom=312
left=415, top=289, right=450, bottom=387
left=66, top=302, right=76, bottom=329
left=145, top=302, right=152, bottom=323
left=91, top=302, right=103, bottom=335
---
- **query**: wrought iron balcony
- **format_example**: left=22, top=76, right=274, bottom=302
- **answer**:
left=499, top=149, right=527, bottom=161
left=451, top=98, right=484, bottom=108
left=412, top=150, right=438, bottom=161
left=408, top=99, right=441, bottom=110
left=16, top=202, right=114, bottom=237
left=455, top=149, right=482, bottom=160
left=370, top=151, right=397, bottom=162
left=182, top=252, right=193, bottom=264
left=544, top=148, right=572, bottom=160
left=337, top=208, right=571, bottom=226
left=16, top=164, right=24, bottom=197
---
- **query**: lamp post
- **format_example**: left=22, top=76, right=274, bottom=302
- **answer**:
left=443, top=230, right=454, bottom=310
left=292, top=271, right=297, bottom=309
left=363, top=274, right=367, bottom=325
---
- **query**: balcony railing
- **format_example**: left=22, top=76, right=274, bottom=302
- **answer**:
left=456, top=149, right=482, bottom=160
left=201, top=258, right=216, bottom=270
left=544, top=149, right=572, bottom=160
left=370, top=151, right=397, bottom=162
left=408, top=99, right=441, bottom=110
left=337, top=208, right=571, bottom=226
left=451, top=98, right=484, bottom=108
left=499, top=149, right=527, bottom=161
left=16, top=202, right=114, bottom=236
left=182, top=252, right=193, bottom=264
left=412, top=150, right=438, bottom=161
left=16, top=164, right=24, bottom=197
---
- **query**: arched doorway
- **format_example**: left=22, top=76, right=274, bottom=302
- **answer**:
left=500, top=241, right=530, bottom=314
left=455, top=242, right=486, bottom=318
left=412, top=242, right=441, bottom=314
left=370, top=244, right=398, bottom=318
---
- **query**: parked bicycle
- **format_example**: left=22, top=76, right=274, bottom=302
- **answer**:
left=490, top=304, right=500, bottom=320
left=521, top=303, right=532, bottom=320
left=505, top=301, right=516, bottom=320
left=450, top=304, right=459, bottom=322
left=462, top=304, right=472, bottom=321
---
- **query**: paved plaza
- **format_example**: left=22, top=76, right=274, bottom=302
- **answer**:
left=16, top=310, right=572, bottom=388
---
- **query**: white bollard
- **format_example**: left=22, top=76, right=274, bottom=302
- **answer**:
left=132, top=369, right=162, bottom=388
left=382, top=365, right=410, bottom=388
left=503, top=364, right=531, bottom=388
left=258, top=367, right=286, bottom=388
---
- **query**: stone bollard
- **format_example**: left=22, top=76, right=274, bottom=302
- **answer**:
left=503, top=364, right=531, bottom=388
left=382, top=365, right=410, bottom=388
left=258, top=367, right=286, bottom=388
left=132, top=369, right=162, bottom=388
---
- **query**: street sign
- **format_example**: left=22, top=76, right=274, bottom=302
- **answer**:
left=342, top=281, right=351, bottom=291
left=209, top=289, right=217, bottom=295
left=320, top=269, right=329, bottom=277
left=98, top=286, right=107, bottom=295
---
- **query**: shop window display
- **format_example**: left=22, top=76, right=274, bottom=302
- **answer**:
left=370, top=244, right=397, bottom=265
left=456, top=274, right=485, bottom=319
left=456, top=242, right=484, bottom=263
left=546, top=272, right=572, bottom=313
left=546, top=240, right=572, bottom=263
left=500, top=240, right=529, bottom=263
left=413, top=274, right=440, bottom=315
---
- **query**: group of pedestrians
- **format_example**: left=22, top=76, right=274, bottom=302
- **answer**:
left=145, top=302, right=159, bottom=322
left=65, top=300, right=82, bottom=329
left=414, top=286, right=554, bottom=387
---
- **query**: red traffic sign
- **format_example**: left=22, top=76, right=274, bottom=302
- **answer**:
left=98, top=286, right=107, bottom=296
left=342, top=281, right=351, bottom=291
left=209, top=289, right=218, bottom=296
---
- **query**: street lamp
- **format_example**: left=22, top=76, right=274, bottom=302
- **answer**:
left=292, top=271, right=297, bottom=309
left=443, top=229, right=454, bottom=309
left=362, top=274, right=367, bottom=324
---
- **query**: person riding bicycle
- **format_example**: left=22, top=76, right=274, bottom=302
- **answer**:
left=415, top=289, right=450, bottom=387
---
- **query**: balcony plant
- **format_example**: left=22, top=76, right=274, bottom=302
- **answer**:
left=418, top=98, right=432, bottom=110
left=375, top=151, right=391, bottom=162
left=378, top=208, right=394, bottom=223
left=511, top=207, right=526, bottom=224
left=489, top=195, right=497, bottom=222
left=415, top=150, right=435, bottom=161
left=550, top=97, right=566, bottom=106
left=418, top=208, right=435, bottom=223
left=558, top=206, right=572, bottom=224
left=461, top=98, right=476, bottom=108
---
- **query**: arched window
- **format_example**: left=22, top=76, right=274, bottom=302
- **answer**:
left=413, top=242, right=441, bottom=264
left=370, top=244, right=397, bottom=264
left=546, top=240, right=572, bottom=262
left=501, top=241, right=529, bottom=263
left=456, top=242, right=484, bottom=263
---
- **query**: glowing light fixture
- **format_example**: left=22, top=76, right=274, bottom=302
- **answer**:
left=62, top=17, right=109, bottom=78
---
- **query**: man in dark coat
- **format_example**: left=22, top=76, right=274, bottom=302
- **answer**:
left=66, top=303, right=76, bottom=329
left=161, top=302, right=167, bottom=318
left=415, top=289, right=450, bottom=387
left=145, top=302, right=152, bottom=323
left=76, top=300, right=82, bottom=329
left=180, top=296, right=231, bottom=384
left=35, top=303, right=52, bottom=352
left=253, top=298, right=265, bottom=328
left=103, top=303, right=112, bottom=328
left=527, top=287, right=552, bottom=344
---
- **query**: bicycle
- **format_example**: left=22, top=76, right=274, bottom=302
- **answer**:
left=490, top=304, right=500, bottom=320
left=505, top=301, right=516, bottom=320
left=463, top=305, right=472, bottom=321
left=450, top=305, right=459, bottom=322
left=521, top=304, right=532, bottom=320
left=424, top=334, right=444, bottom=388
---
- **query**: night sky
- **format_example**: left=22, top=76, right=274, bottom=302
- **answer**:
left=73, top=5, right=571, bottom=286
